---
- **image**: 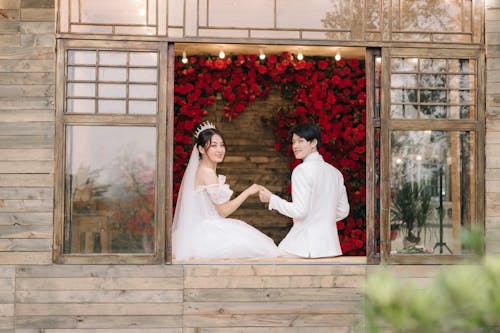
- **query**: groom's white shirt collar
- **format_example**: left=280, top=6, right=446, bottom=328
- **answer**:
left=303, top=151, right=322, bottom=162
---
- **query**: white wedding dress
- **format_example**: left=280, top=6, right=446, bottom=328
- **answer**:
left=172, top=148, right=279, bottom=260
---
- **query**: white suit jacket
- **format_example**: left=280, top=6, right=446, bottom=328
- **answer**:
left=269, top=152, right=349, bottom=258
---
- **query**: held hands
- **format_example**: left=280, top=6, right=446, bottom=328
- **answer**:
left=246, top=183, right=263, bottom=195
left=258, top=186, right=272, bottom=203
left=244, top=184, right=272, bottom=203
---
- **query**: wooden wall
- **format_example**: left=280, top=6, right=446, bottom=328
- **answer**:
left=486, top=0, right=500, bottom=254
left=0, top=0, right=54, bottom=266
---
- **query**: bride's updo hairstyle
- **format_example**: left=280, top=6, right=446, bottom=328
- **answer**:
left=193, top=121, right=226, bottom=158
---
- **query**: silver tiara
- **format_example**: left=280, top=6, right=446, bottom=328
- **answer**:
left=194, top=121, right=216, bottom=139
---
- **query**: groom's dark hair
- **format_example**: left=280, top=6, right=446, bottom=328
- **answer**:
left=289, top=123, right=322, bottom=149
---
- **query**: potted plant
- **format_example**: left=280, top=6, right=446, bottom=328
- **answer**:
left=391, top=181, right=432, bottom=247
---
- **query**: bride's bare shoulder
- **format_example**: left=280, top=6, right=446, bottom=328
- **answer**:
left=195, top=166, right=218, bottom=187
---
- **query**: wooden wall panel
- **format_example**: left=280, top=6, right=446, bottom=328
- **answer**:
left=183, top=264, right=366, bottom=331
left=0, top=0, right=55, bottom=268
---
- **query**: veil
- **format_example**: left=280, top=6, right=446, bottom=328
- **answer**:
left=172, top=146, right=200, bottom=259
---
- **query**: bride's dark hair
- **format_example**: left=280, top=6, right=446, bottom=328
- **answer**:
left=195, top=128, right=226, bottom=158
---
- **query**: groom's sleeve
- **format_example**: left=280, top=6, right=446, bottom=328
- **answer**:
left=268, top=167, right=310, bottom=219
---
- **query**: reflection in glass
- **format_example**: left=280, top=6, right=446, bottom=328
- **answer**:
left=391, top=89, right=417, bottom=103
left=420, top=105, right=446, bottom=118
left=420, top=58, right=446, bottom=72
left=399, top=0, right=462, bottom=32
left=448, top=74, right=474, bottom=89
left=391, top=58, right=418, bottom=72
left=390, top=57, right=475, bottom=120
left=391, top=74, right=417, bottom=88
left=390, top=131, right=472, bottom=255
left=64, top=125, right=157, bottom=254
left=420, top=89, right=447, bottom=103
left=420, top=74, right=446, bottom=87
left=449, top=59, right=475, bottom=73
left=391, top=104, right=418, bottom=119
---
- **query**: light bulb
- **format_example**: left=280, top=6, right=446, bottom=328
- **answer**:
left=218, top=50, right=225, bottom=59
left=259, top=50, right=266, bottom=60
left=297, top=51, right=303, bottom=61
left=181, top=51, right=188, bottom=64
left=335, top=49, right=341, bottom=61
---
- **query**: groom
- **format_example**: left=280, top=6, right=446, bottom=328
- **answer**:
left=259, top=123, right=350, bottom=258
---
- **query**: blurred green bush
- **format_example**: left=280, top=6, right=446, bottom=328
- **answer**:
left=363, top=229, right=500, bottom=333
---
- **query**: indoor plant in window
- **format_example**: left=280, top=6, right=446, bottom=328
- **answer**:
left=391, top=180, right=432, bottom=250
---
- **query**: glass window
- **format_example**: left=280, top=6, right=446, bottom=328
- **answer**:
left=372, top=50, right=484, bottom=264
left=64, top=126, right=157, bottom=254
left=390, top=131, right=472, bottom=255
left=66, top=49, right=159, bottom=115
left=55, top=41, right=166, bottom=264
left=390, top=57, right=476, bottom=119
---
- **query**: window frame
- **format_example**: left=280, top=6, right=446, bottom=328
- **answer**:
left=53, top=39, right=172, bottom=264
left=367, top=47, right=485, bottom=264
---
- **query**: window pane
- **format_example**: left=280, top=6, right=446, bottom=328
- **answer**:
left=129, top=100, right=157, bottom=114
left=420, top=89, right=447, bottom=103
left=420, top=58, right=446, bottom=72
left=99, top=51, right=128, bottom=66
left=68, top=66, right=96, bottom=81
left=98, top=67, right=127, bottom=82
left=66, top=99, right=95, bottom=113
left=98, top=100, right=126, bottom=114
left=391, top=58, right=418, bottom=72
left=391, top=74, right=417, bottom=88
left=130, top=52, right=158, bottom=66
left=68, top=50, right=96, bottom=65
left=449, top=59, right=475, bottom=73
left=64, top=125, right=157, bottom=254
left=391, top=104, right=418, bottom=119
left=129, top=84, right=157, bottom=99
left=449, top=90, right=475, bottom=105
left=420, top=105, right=447, bottom=119
left=391, top=89, right=418, bottom=103
left=98, top=83, right=126, bottom=98
left=390, top=56, right=476, bottom=120
left=390, top=131, right=472, bottom=255
left=449, top=74, right=474, bottom=89
left=67, top=83, right=95, bottom=97
left=129, top=68, right=158, bottom=82
left=420, top=74, right=446, bottom=87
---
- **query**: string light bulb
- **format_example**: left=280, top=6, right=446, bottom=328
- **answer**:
left=297, top=50, right=303, bottom=61
left=335, top=49, right=341, bottom=61
left=181, top=50, right=188, bottom=64
left=259, top=49, right=266, bottom=60
left=218, top=49, right=225, bottom=59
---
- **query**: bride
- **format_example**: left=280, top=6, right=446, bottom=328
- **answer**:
left=172, top=121, right=279, bottom=260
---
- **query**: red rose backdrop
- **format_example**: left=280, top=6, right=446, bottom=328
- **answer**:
left=174, top=52, right=366, bottom=255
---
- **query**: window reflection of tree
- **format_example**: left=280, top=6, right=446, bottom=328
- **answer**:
left=392, top=58, right=473, bottom=119
left=398, top=0, right=463, bottom=32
